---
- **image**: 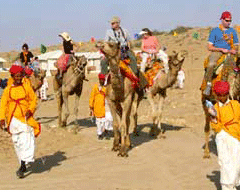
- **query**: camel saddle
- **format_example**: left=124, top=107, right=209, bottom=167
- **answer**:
left=144, top=62, right=164, bottom=87
left=201, top=54, right=237, bottom=93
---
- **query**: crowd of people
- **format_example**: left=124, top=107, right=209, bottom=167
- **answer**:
left=0, top=10, right=239, bottom=189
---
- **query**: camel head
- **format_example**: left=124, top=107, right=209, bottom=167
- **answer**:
left=168, top=50, right=188, bottom=71
left=31, top=69, right=47, bottom=91
left=74, top=55, right=88, bottom=79
left=96, top=41, right=121, bottom=58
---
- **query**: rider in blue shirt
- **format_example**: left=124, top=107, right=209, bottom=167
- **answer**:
left=204, top=11, right=239, bottom=96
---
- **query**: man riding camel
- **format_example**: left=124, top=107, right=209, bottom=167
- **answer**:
left=204, top=11, right=239, bottom=96
left=101, top=16, right=148, bottom=89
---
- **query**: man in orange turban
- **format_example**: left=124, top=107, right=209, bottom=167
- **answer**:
left=0, top=65, right=40, bottom=178
left=210, top=80, right=240, bottom=189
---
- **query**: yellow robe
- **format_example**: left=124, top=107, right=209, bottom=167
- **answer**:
left=0, top=83, right=41, bottom=137
left=89, top=84, right=106, bottom=118
left=211, top=100, right=240, bottom=141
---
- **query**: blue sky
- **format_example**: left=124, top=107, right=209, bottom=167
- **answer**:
left=0, top=0, right=239, bottom=52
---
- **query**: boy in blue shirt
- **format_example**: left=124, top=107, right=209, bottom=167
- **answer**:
left=204, top=11, right=239, bottom=96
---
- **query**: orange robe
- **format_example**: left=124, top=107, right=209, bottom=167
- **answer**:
left=0, top=82, right=41, bottom=137
left=211, top=100, right=240, bottom=141
left=89, top=84, right=106, bottom=118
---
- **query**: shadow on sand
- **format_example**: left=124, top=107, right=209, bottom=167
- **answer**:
left=207, top=170, right=240, bottom=190
left=36, top=116, right=58, bottom=124
left=24, top=151, right=67, bottom=178
left=130, top=122, right=186, bottom=149
left=206, top=170, right=221, bottom=190
left=68, top=117, right=96, bottom=128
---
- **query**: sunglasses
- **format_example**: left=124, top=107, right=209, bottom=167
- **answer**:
left=225, top=19, right=232, bottom=22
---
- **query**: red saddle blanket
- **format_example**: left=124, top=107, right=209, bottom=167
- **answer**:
left=119, top=59, right=140, bottom=88
left=57, top=54, right=71, bottom=71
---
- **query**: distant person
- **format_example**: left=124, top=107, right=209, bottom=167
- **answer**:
left=203, top=11, right=239, bottom=96
left=176, top=68, right=185, bottom=89
left=0, top=65, right=40, bottom=178
left=139, top=28, right=169, bottom=73
left=19, top=43, right=34, bottom=67
left=0, top=78, right=8, bottom=89
left=31, top=57, right=40, bottom=73
left=0, top=78, right=8, bottom=98
left=39, top=78, right=48, bottom=101
left=210, top=81, right=240, bottom=190
left=89, top=73, right=106, bottom=140
left=56, top=32, right=76, bottom=79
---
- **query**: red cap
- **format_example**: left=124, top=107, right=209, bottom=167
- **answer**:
left=213, top=81, right=230, bottom=96
left=9, top=65, right=24, bottom=75
left=98, top=73, right=105, bottom=80
left=25, top=67, right=33, bottom=76
left=220, top=11, right=232, bottom=20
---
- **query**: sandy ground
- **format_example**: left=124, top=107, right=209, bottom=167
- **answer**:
left=0, top=43, right=229, bottom=190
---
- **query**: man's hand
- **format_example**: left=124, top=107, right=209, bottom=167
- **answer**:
left=229, top=49, right=237, bottom=55
left=0, top=120, right=5, bottom=130
left=90, top=109, right=94, bottom=117
left=25, top=110, right=32, bottom=120
left=210, top=117, right=217, bottom=124
left=221, top=48, right=229, bottom=54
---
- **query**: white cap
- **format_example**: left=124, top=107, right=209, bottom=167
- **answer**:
left=139, top=31, right=148, bottom=35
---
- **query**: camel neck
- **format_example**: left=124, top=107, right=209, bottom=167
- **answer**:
left=166, top=67, right=179, bottom=87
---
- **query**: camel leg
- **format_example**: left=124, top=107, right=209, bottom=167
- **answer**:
left=125, top=106, right=132, bottom=149
left=74, top=83, right=83, bottom=125
left=108, top=100, right=122, bottom=152
left=156, top=94, right=165, bottom=139
left=61, top=91, right=70, bottom=128
left=118, top=94, right=133, bottom=157
left=147, top=92, right=158, bottom=137
left=53, top=76, right=63, bottom=128
left=132, top=93, right=140, bottom=136
left=203, top=110, right=211, bottom=159
left=56, top=92, right=63, bottom=128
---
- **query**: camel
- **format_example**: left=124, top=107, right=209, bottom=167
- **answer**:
left=29, top=69, right=47, bottom=91
left=201, top=54, right=240, bottom=158
left=97, top=41, right=142, bottom=157
left=132, top=51, right=188, bottom=138
left=97, top=41, right=187, bottom=157
left=53, top=55, right=88, bottom=128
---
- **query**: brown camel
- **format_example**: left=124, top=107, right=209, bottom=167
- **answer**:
left=132, top=51, right=188, bottom=138
left=201, top=55, right=240, bottom=158
left=97, top=41, right=142, bottom=157
left=97, top=41, right=187, bottom=156
left=53, top=55, right=88, bottom=128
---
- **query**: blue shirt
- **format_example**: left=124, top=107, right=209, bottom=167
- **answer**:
left=208, top=27, right=239, bottom=50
